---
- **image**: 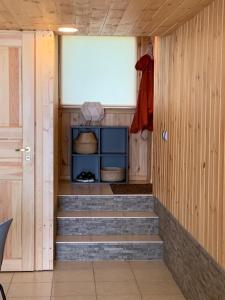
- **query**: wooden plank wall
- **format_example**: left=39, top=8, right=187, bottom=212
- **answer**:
left=153, top=0, right=225, bottom=268
left=59, top=107, right=150, bottom=182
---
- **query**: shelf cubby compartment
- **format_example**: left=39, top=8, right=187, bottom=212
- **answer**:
left=71, top=155, right=100, bottom=182
left=100, top=127, right=128, bottom=154
left=100, top=155, right=128, bottom=183
left=101, top=155, right=126, bottom=169
left=71, top=126, right=100, bottom=154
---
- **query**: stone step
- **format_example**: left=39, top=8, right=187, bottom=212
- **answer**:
left=58, top=195, right=155, bottom=212
left=55, top=235, right=163, bottom=261
left=56, top=211, right=159, bottom=235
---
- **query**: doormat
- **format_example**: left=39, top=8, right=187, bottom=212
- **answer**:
left=110, top=184, right=152, bottom=194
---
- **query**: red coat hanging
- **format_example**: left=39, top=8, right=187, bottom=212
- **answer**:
left=130, top=54, right=154, bottom=133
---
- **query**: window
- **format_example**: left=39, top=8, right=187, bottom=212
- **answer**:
left=60, top=36, right=137, bottom=107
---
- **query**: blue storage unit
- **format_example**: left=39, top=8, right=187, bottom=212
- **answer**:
left=71, top=126, right=128, bottom=183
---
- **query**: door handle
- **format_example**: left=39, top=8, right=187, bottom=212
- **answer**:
left=15, top=146, right=31, bottom=153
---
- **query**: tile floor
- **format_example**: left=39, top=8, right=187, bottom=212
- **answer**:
left=0, top=261, right=185, bottom=300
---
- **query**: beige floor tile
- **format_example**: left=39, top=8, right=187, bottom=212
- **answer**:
left=51, top=282, right=95, bottom=297
left=97, top=295, right=141, bottom=300
left=130, top=261, right=167, bottom=270
left=12, top=271, right=53, bottom=283
left=1, top=283, right=9, bottom=294
left=96, top=281, right=140, bottom=296
left=133, top=268, right=173, bottom=282
left=142, top=295, right=185, bottom=300
left=93, top=261, right=131, bottom=270
left=7, top=283, right=52, bottom=298
left=51, top=297, right=96, bottom=300
left=0, top=272, right=14, bottom=283
left=53, top=270, right=94, bottom=282
left=137, top=280, right=183, bottom=296
left=54, top=261, right=93, bottom=270
left=94, top=268, right=134, bottom=282
left=8, top=298, right=50, bottom=300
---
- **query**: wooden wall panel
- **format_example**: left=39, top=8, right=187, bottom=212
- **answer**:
left=153, top=0, right=225, bottom=268
left=59, top=107, right=151, bottom=182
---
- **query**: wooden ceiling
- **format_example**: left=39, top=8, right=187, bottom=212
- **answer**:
left=0, top=0, right=213, bottom=36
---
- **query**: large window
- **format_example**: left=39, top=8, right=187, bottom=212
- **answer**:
left=60, top=36, right=137, bottom=107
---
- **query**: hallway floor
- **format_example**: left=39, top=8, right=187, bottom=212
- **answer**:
left=58, top=181, right=152, bottom=196
left=0, top=261, right=185, bottom=300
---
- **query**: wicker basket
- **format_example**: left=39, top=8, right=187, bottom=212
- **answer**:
left=101, top=167, right=125, bottom=182
left=74, top=132, right=98, bottom=154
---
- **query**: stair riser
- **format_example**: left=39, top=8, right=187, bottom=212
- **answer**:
left=58, top=195, right=154, bottom=211
left=56, top=243, right=163, bottom=261
left=57, top=218, right=159, bottom=235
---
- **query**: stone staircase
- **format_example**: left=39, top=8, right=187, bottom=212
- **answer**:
left=55, top=195, right=163, bottom=261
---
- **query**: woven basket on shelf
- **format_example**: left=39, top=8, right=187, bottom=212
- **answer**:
left=74, top=132, right=98, bottom=154
left=101, top=167, right=125, bottom=182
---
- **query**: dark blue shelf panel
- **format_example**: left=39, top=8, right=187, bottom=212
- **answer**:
left=101, top=127, right=127, bottom=154
left=72, top=154, right=100, bottom=157
left=71, top=126, right=128, bottom=183
left=101, top=153, right=127, bottom=156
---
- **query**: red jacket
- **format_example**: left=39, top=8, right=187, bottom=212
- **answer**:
left=130, top=54, right=154, bottom=133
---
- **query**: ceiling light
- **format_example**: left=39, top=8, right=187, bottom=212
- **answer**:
left=58, top=27, right=78, bottom=33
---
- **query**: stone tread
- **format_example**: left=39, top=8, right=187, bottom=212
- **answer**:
left=57, top=211, right=158, bottom=218
left=56, top=234, right=163, bottom=244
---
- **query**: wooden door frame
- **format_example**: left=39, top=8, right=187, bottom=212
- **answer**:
left=35, top=31, right=58, bottom=271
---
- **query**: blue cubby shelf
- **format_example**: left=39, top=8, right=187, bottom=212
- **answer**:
left=71, top=126, right=129, bottom=184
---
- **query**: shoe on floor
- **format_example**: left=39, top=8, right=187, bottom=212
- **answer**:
left=86, top=172, right=96, bottom=183
left=76, top=171, right=89, bottom=183
left=76, top=171, right=96, bottom=183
